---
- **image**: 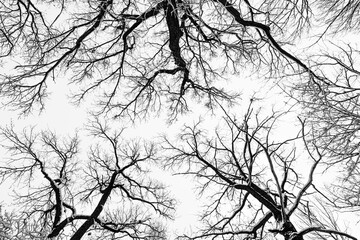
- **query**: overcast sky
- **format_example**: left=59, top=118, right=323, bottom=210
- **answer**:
left=1, top=2, right=360, bottom=239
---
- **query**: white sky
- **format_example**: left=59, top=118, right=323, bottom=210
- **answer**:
left=1, top=2, right=360, bottom=240
left=1, top=60, right=359, bottom=238
left=1, top=66, right=357, bottom=239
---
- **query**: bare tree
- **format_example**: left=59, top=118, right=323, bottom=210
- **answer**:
left=2, top=0, right=360, bottom=239
left=289, top=43, right=360, bottom=211
left=315, top=0, right=360, bottom=33
left=0, top=0, right=322, bottom=120
left=162, top=104, right=357, bottom=240
left=0, top=206, right=13, bottom=239
left=0, top=120, right=174, bottom=239
left=0, top=205, right=49, bottom=239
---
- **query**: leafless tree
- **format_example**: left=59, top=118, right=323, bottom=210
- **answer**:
left=0, top=205, right=48, bottom=239
left=0, top=120, right=174, bottom=239
left=1, top=0, right=360, bottom=239
left=162, top=104, right=357, bottom=240
left=289, top=44, right=360, bottom=211
left=315, top=0, right=360, bottom=34
left=0, top=0, right=321, bottom=120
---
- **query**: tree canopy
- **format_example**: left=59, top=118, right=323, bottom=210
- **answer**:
left=0, top=0, right=360, bottom=239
